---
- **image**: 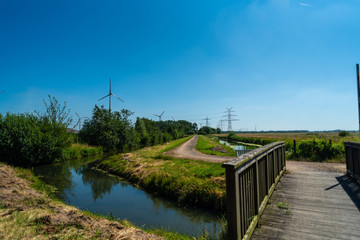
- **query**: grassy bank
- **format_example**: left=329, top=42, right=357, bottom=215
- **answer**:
left=1, top=162, right=221, bottom=240
left=62, top=144, right=103, bottom=161
left=97, top=136, right=226, bottom=213
left=196, top=135, right=235, bottom=156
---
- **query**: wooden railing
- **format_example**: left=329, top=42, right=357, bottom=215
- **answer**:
left=344, top=142, right=360, bottom=183
left=222, top=142, right=286, bottom=240
left=235, top=149, right=254, bottom=157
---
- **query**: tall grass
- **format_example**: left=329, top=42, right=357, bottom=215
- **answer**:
left=62, top=144, right=103, bottom=161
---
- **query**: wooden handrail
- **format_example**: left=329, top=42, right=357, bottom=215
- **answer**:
left=222, top=141, right=286, bottom=240
left=344, top=142, right=360, bottom=183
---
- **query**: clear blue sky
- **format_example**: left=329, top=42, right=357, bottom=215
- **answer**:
left=1, top=0, right=360, bottom=131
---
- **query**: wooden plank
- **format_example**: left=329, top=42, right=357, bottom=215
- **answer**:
left=252, top=169, right=360, bottom=240
left=259, top=211, right=360, bottom=235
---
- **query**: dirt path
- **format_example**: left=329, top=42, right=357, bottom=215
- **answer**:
left=286, top=160, right=346, bottom=173
left=165, top=135, right=234, bottom=163
left=0, top=164, right=162, bottom=240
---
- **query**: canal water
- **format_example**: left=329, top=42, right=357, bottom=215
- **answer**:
left=33, top=156, right=223, bottom=238
left=219, top=139, right=258, bottom=151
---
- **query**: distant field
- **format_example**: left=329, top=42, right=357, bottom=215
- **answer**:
left=216, top=132, right=360, bottom=143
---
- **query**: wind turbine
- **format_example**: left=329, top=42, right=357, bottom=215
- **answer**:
left=98, top=78, right=124, bottom=112
left=73, top=112, right=88, bottom=131
left=154, top=111, right=165, bottom=121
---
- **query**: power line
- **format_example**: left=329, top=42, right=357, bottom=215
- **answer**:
left=223, top=107, right=239, bottom=131
left=203, top=116, right=211, bottom=127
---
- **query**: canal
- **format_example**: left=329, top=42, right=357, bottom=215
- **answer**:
left=33, top=155, right=223, bottom=238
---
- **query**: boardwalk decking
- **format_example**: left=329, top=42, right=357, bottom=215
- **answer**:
left=252, top=170, right=360, bottom=240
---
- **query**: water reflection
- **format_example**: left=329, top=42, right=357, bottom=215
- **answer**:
left=33, top=155, right=223, bottom=238
left=219, top=139, right=257, bottom=150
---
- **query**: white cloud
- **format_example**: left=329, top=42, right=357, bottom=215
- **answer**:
left=299, top=3, right=311, bottom=7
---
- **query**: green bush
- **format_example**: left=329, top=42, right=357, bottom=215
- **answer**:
left=0, top=97, right=73, bottom=166
left=339, top=130, right=350, bottom=137
left=297, top=139, right=343, bottom=161
left=79, top=106, right=138, bottom=152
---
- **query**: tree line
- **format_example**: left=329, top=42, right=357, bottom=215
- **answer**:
left=0, top=96, right=221, bottom=166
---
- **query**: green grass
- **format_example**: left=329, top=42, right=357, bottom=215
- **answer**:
left=14, top=167, right=58, bottom=198
left=62, top=144, right=103, bottom=161
left=97, top=136, right=226, bottom=212
left=196, top=135, right=235, bottom=156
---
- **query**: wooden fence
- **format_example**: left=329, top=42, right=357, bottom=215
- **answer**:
left=344, top=142, right=360, bottom=183
left=222, top=142, right=286, bottom=240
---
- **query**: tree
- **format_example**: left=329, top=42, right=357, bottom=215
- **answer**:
left=80, top=105, right=138, bottom=152
left=36, top=95, right=72, bottom=127
left=198, top=126, right=217, bottom=135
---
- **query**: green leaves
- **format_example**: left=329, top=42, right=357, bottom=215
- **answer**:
left=80, top=105, right=137, bottom=152
left=0, top=97, right=73, bottom=166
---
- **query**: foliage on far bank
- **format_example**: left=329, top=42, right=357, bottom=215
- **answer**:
left=0, top=96, right=73, bottom=167
left=135, top=118, right=197, bottom=148
left=80, top=105, right=198, bottom=152
left=97, top=137, right=226, bottom=213
left=198, top=126, right=221, bottom=135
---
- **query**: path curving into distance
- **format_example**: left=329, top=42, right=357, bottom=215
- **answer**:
left=165, top=135, right=235, bottom=163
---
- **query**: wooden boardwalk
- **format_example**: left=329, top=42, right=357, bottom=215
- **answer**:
left=252, top=169, right=360, bottom=240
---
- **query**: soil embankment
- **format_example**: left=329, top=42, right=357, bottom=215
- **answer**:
left=0, top=164, right=162, bottom=240
left=165, top=135, right=234, bottom=163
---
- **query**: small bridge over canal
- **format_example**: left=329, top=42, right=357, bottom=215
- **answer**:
left=223, top=141, right=360, bottom=240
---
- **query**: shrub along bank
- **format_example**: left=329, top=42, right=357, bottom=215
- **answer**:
left=0, top=97, right=104, bottom=167
left=0, top=97, right=74, bottom=167
left=97, top=137, right=226, bottom=213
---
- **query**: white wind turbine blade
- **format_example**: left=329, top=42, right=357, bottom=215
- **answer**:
left=111, top=93, right=125, bottom=102
left=98, top=93, right=110, bottom=101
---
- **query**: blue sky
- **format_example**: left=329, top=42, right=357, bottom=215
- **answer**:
left=1, top=0, right=360, bottom=131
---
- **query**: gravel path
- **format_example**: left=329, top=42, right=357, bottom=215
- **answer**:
left=286, top=160, right=346, bottom=173
left=165, top=135, right=235, bottom=163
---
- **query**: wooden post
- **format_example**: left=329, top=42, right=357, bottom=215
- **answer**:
left=224, top=167, right=238, bottom=240
left=293, top=140, right=296, bottom=157
left=357, top=64, right=360, bottom=136
left=255, top=159, right=260, bottom=213
left=329, top=140, right=332, bottom=146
